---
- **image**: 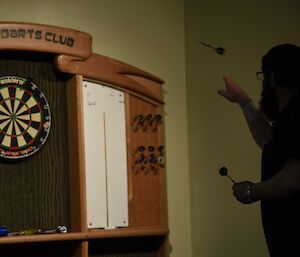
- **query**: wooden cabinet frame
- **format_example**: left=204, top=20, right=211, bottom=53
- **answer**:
left=0, top=22, right=168, bottom=257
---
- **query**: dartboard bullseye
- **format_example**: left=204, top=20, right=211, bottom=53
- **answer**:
left=0, top=76, right=51, bottom=160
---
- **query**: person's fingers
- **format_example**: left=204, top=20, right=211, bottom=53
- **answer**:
left=217, top=89, right=226, bottom=96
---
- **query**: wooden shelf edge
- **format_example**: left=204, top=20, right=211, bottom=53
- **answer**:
left=87, top=227, right=169, bottom=239
left=0, top=232, right=88, bottom=245
left=0, top=227, right=169, bottom=245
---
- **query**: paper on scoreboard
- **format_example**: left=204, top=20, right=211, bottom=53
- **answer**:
left=83, top=80, right=128, bottom=229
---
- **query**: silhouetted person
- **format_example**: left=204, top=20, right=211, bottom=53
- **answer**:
left=218, top=44, right=300, bottom=257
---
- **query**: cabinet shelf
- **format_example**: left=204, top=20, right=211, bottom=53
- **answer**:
left=87, top=227, right=169, bottom=239
left=0, top=233, right=87, bottom=245
left=0, top=227, right=169, bottom=245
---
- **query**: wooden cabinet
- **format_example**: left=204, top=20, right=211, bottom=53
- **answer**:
left=0, top=22, right=168, bottom=257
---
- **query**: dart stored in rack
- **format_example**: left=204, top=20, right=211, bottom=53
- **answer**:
left=132, top=114, right=162, bottom=132
left=0, top=225, right=67, bottom=237
left=132, top=145, right=165, bottom=174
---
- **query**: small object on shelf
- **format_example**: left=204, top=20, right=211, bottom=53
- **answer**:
left=4, top=225, right=68, bottom=237
left=8, top=228, right=42, bottom=236
left=0, top=226, right=8, bottom=236
left=41, top=225, right=68, bottom=234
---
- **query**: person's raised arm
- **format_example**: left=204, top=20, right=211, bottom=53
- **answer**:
left=218, top=76, right=272, bottom=148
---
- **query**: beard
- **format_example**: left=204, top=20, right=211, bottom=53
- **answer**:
left=259, top=80, right=279, bottom=122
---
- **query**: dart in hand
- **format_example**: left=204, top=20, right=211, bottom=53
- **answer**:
left=219, top=166, right=236, bottom=184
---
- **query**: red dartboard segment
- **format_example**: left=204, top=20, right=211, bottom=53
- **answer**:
left=0, top=76, right=51, bottom=160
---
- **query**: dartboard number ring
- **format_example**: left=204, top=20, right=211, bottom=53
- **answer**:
left=0, top=76, right=51, bottom=160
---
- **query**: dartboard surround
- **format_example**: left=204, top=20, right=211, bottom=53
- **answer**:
left=0, top=76, right=51, bottom=160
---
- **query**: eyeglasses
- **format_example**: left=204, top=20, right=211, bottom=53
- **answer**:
left=256, top=71, right=264, bottom=81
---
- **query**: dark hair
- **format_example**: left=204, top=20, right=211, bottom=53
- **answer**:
left=262, top=44, right=300, bottom=90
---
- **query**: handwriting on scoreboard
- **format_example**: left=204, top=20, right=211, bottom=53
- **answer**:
left=0, top=28, right=75, bottom=47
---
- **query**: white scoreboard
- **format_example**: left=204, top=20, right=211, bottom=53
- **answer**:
left=83, top=81, right=128, bottom=229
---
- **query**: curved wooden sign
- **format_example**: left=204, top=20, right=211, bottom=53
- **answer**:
left=0, top=22, right=92, bottom=59
left=0, top=22, right=164, bottom=103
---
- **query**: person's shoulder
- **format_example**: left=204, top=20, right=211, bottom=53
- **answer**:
left=290, top=92, right=300, bottom=111
left=291, top=97, right=300, bottom=124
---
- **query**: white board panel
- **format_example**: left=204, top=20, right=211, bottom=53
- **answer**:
left=83, top=82, right=107, bottom=229
left=104, top=87, right=129, bottom=228
left=83, top=81, right=128, bottom=229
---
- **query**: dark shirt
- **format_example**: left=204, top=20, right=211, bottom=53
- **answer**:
left=261, top=92, right=300, bottom=257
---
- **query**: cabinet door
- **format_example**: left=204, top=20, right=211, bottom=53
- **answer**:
left=83, top=81, right=128, bottom=229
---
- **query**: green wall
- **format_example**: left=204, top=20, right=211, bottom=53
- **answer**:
left=185, top=0, right=300, bottom=256
left=0, top=1, right=191, bottom=257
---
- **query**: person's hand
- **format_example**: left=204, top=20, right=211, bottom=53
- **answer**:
left=232, top=181, right=258, bottom=204
left=218, top=77, right=252, bottom=104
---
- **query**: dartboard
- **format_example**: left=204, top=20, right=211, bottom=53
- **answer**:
left=0, top=76, right=51, bottom=160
